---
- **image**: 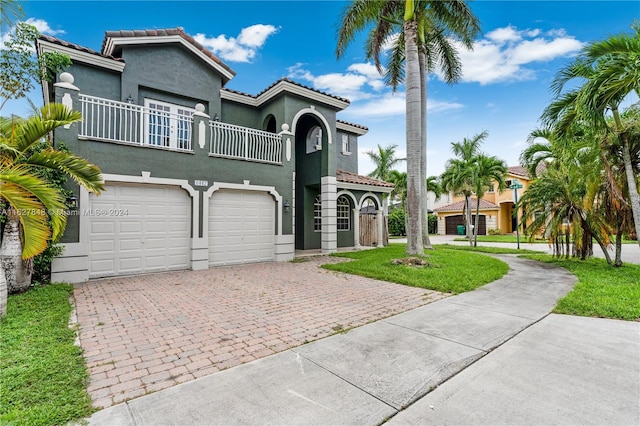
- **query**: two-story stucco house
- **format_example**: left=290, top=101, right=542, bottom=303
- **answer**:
left=434, top=166, right=537, bottom=235
left=36, top=28, right=393, bottom=282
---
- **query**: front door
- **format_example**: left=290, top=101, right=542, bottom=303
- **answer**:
left=144, top=99, right=195, bottom=150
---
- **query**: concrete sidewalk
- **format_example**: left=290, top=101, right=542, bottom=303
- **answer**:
left=409, top=234, right=640, bottom=265
left=81, top=253, right=640, bottom=425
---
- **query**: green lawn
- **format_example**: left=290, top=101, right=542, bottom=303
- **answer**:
left=453, top=235, right=547, bottom=243
left=454, top=235, right=637, bottom=244
left=0, top=284, right=94, bottom=425
left=324, top=244, right=509, bottom=294
left=520, top=254, right=640, bottom=321
left=436, top=243, right=540, bottom=255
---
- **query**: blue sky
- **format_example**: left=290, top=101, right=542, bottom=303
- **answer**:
left=4, top=0, right=640, bottom=176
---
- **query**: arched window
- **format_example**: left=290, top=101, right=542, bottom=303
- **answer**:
left=337, top=195, right=350, bottom=231
left=314, top=194, right=322, bottom=232
left=306, top=126, right=322, bottom=154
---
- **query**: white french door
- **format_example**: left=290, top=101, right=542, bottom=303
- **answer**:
left=144, top=99, right=195, bottom=150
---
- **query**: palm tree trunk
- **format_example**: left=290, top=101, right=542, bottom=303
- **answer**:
left=615, top=224, right=623, bottom=267
left=474, top=198, right=481, bottom=247
left=404, top=19, right=423, bottom=255
left=0, top=213, right=32, bottom=294
left=612, top=109, right=640, bottom=259
left=465, top=196, right=472, bottom=246
left=592, top=231, right=612, bottom=265
left=0, top=250, right=6, bottom=317
left=419, top=46, right=431, bottom=250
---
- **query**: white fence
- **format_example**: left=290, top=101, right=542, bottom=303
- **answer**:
left=209, top=121, right=282, bottom=165
left=79, top=94, right=193, bottom=151
left=78, top=94, right=283, bottom=164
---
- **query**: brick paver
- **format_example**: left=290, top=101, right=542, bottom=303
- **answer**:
left=73, top=256, right=447, bottom=408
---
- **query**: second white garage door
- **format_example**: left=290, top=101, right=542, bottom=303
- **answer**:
left=209, top=190, right=275, bottom=266
left=88, top=183, right=191, bottom=278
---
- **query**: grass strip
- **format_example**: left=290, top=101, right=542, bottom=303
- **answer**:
left=0, top=284, right=94, bottom=425
left=324, top=244, right=509, bottom=294
left=520, top=254, right=640, bottom=321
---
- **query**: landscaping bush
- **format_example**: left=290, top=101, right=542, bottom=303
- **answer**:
left=388, top=208, right=406, bottom=236
left=488, top=228, right=502, bottom=235
left=428, top=214, right=438, bottom=234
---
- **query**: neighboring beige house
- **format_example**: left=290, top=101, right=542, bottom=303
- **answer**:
left=434, top=166, right=536, bottom=235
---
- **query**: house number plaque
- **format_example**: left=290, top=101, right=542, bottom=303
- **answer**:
left=194, top=180, right=209, bottom=187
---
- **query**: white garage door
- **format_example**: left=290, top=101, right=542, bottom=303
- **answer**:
left=88, top=184, right=191, bottom=278
left=209, top=190, right=275, bottom=266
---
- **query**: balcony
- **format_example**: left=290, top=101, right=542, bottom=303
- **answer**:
left=78, top=94, right=282, bottom=165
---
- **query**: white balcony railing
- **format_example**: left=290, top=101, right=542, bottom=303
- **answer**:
left=78, top=94, right=193, bottom=151
left=78, top=94, right=283, bottom=165
left=209, top=121, right=282, bottom=165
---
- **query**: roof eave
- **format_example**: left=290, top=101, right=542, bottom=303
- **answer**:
left=336, top=121, right=368, bottom=135
left=337, top=181, right=394, bottom=193
left=37, top=38, right=126, bottom=73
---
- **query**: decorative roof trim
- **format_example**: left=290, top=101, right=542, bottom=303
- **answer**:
left=221, top=79, right=350, bottom=110
left=336, top=120, right=368, bottom=135
left=337, top=181, right=394, bottom=194
left=220, top=89, right=257, bottom=106
left=37, top=38, right=125, bottom=72
left=103, top=35, right=235, bottom=82
left=258, top=80, right=349, bottom=110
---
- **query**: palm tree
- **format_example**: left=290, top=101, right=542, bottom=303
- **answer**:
left=0, top=104, right=103, bottom=317
left=519, top=125, right=614, bottom=263
left=440, top=131, right=485, bottom=244
left=542, top=22, right=640, bottom=257
left=336, top=0, right=481, bottom=255
left=365, top=144, right=405, bottom=181
left=472, top=154, right=507, bottom=246
left=0, top=0, right=23, bottom=27
left=388, top=169, right=408, bottom=209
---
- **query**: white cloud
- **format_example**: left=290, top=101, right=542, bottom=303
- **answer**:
left=24, top=18, right=65, bottom=36
left=287, top=62, right=385, bottom=101
left=486, top=25, right=521, bottom=44
left=237, top=24, right=278, bottom=47
left=1, top=18, right=65, bottom=50
left=454, top=25, right=584, bottom=85
left=194, top=24, right=278, bottom=63
left=345, top=92, right=463, bottom=118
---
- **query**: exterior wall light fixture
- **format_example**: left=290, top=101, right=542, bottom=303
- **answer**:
left=283, top=200, right=290, bottom=212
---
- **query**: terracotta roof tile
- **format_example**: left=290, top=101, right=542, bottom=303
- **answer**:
left=101, top=27, right=235, bottom=77
left=37, top=34, right=124, bottom=62
left=508, top=163, right=547, bottom=180
left=336, top=169, right=394, bottom=188
left=434, top=198, right=499, bottom=213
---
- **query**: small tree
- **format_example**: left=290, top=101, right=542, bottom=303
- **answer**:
left=0, top=22, right=71, bottom=110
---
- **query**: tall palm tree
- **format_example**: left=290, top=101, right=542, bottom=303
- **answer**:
left=472, top=154, right=507, bottom=246
left=336, top=0, right=480, bottom=255
left=0, top=104, right=104, bottom=317
left=542, top=22, right=640, bottom=257
left=365, top=144, right=405, bottom=181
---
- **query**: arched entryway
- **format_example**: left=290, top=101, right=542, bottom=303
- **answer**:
left=293, top=113, right=327, bottom=250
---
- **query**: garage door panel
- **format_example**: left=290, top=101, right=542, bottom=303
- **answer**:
left=119, top=239, right=142, bottom=251
left=88, top=184, right=191, bottom=278
left=209, top=190, right=274, bottom=266
left=90, top=240, right=114, bottom=253
left=90, top=221, right=115, bottom=235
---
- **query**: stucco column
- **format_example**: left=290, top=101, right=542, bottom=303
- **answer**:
left=321, top=176, right=337, bottom=253
left=192, top=103, right=210, bottom=152
left=376, top=209, right=384, bottom=247
left=352, top=208, right=361, bottom=250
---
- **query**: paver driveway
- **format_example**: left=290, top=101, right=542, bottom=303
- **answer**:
left=74, top=257, right=447, bottom=408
